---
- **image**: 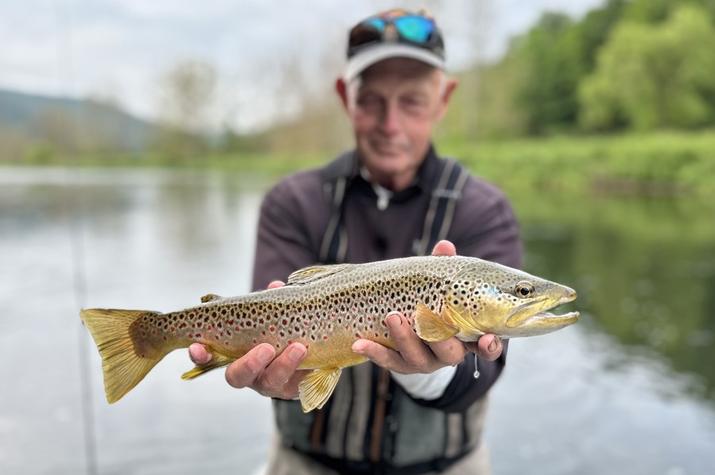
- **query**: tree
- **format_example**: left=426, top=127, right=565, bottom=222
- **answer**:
left=579, top=5, right=715, bottom=131
left=511, top=12, right=584, bottom=134
left=154, top=60, right=217, bottom=159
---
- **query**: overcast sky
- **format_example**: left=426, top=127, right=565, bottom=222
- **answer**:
left=0, top=0, right=604, bottom=130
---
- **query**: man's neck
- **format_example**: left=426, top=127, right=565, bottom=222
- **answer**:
left=361, top=166, right=417, bottom=192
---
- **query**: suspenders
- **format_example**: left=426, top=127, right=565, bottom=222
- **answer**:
left=319, top=156, right=469, bottom=263
left=280, top=154, right=472, bottom=466
left=412, top=158, right=469, bottom=256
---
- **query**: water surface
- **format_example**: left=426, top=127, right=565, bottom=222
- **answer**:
left=1, top=166, right=713, bottom=474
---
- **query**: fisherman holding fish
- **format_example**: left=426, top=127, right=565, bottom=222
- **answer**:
left=193, top=9, right=519, bottom=475
left=82, top=8, right=580, bottom=475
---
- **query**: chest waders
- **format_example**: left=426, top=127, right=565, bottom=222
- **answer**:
left=274, top=154, right=480, bottom=473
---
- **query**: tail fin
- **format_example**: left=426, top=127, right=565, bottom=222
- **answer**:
left=80, top=308, right=168, bottom=403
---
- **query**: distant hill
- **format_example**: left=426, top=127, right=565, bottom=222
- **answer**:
left=0, top=88, right=157, bottom=151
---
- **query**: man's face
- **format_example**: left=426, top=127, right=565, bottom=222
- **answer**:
left=337, top=58, right=457, bottom=189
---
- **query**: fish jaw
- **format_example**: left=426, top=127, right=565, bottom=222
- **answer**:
left=503, top=286, right=579, bottom=337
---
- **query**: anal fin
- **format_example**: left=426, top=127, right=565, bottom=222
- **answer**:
left=181, top=351, right=234, bottom=380
left=414, top=303, right=458, bottom=342
left=299, top=367, right=342, bottom=413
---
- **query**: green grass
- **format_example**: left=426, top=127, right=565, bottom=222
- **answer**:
left=441, top=131, right=715, bottom=197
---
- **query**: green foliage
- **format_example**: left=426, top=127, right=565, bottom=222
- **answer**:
left=470, top=0, right=715, bottom=136
left=510, top=13, right=583, bottom=134
left=573, top=0, right=628, bottom=71
left=580, top=5, right=715, bottom=131
left=440, top=131, right=715, bottom=197
left=23, top=144, right=55, bottom=164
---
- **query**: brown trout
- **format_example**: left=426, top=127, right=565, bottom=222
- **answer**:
left=81, top=255, right=578, bottom=412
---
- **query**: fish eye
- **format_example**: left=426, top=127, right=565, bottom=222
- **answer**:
left=515, top=281, right=535, bottom=298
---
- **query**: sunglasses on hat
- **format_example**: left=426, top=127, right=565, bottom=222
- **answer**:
left=347, top=9, right=444, bottom=59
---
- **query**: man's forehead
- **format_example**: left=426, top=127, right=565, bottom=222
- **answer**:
left=355, top=58, right=441, bottom=88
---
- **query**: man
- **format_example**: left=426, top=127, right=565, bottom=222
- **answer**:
left=190, top=9, right=521, bottom=474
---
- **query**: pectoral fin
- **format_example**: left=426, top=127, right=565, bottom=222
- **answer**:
left=181, top=351, right=234, bottom=380
left=414, top=303, right=458, bottom=342
left=299, top=367, right=342, bottom=412
left=442, top=301, right=481, bottom=336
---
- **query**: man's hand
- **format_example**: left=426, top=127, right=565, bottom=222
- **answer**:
left=188, top=280, right=309, bottom=400
left=351, top=240, right=503, bottom=374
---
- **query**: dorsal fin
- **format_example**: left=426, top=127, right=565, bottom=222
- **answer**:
left=287, top=263, right=352, bottom=285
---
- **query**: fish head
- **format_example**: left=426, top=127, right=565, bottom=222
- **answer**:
left=445, top=260, right=579, bottom=339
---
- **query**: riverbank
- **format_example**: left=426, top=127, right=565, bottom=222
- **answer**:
left=8, top=130, right=715, bottom=197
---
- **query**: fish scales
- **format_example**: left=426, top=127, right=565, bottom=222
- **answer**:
left=81, top=255, right=579, bottom=411
left=155, top=257, right=454, bottom=368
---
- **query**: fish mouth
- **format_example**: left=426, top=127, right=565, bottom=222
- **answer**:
left=506, top=288, right=579, bottom=329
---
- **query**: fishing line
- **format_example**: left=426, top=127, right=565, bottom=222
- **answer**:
left=53, top=1, right=99, bottom=474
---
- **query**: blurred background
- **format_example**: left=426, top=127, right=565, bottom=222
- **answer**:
left=1, top=0, right=715, bottom=474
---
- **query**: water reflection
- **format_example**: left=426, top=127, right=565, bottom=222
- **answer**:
left=514, top=191, right=715, bottom=403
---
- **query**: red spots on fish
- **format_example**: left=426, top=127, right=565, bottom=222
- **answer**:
left=269, top=325, right=276, bottom=333
left=234, top=325, right=241, bottom=331
left=194, top=333, right=202, bottom=338
left=323, top=335, right=329, bottom=341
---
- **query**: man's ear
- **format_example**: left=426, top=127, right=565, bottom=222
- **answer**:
left=436, top=78, right=459, bottom=121
left=335, top=77, right=350, bottom=111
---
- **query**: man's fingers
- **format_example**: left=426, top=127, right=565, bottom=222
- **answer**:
left=428, top=337, right=468, bottom=366
left=225, top=344, right=276, bottom=388
left=384, top=312, right=436, bottom=370
left=282, top=369, right=311, bottom=398
left=267, top=280, right=285, bottom=289
left=188, top=343, right=212, bottom=365
left=475, top=334, right=503, bottom=361
left=431, top=240, right=456, bottom=257
left=352, top=339, right=406, bottom=373
left=257, top=343, right=307, bottom=393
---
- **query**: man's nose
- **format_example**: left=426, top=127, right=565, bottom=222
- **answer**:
left=379, top=101, right=402, bottom=135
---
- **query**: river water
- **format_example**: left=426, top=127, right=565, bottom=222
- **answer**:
left=1, top=166, right=714, bottom=474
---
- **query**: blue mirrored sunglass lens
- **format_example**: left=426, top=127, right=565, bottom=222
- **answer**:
left=367, top=18, right=386, bottom=31
left=394, top=16, right=433, bottom=42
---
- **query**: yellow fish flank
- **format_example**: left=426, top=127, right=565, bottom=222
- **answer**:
left=81, top=255, right=579, bottom=412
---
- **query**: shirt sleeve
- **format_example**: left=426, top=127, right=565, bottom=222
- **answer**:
left=389, top=365, right=457, bottom=400
left=251, top=178, right=319, bottom=291
left=406, top=179, right=522, bottom=412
